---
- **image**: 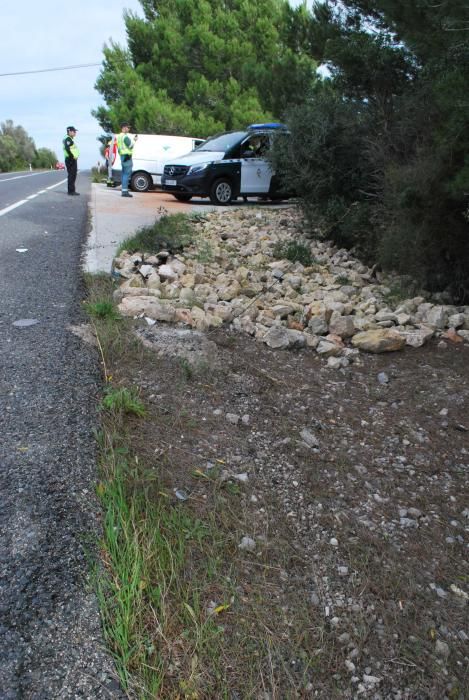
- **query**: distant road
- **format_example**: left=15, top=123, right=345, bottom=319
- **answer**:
left=0, top=170, right=67, bottom=215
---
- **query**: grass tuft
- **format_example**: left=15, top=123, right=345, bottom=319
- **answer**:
left=101, top=387, right=146, bottom=417
left=116, top=213, right=194, bottom=257
left=272, top=240, right=315, bottom=266
left=84, top=300, right=120, bottom=320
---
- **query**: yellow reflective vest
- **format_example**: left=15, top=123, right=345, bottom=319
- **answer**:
left=63, top=136, right=79, bottom=160
left=117, top=133, right=135, bottom=157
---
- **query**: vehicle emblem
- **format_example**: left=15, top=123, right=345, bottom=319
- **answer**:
left=168, top=166, right=175, bottom=176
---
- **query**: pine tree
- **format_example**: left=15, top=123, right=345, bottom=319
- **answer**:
left=93, top=0, right=317, bottom=137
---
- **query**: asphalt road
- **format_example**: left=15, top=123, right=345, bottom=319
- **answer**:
left=0, top=171, right=122, bottom=698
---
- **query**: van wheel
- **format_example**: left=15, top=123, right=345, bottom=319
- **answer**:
left=173, top=193, right=192, bottom=202
left=210, top=178, right=233, bottom=205
left=131, top=172, right=152, bottom=192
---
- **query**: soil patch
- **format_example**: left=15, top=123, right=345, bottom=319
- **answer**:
left=114, top=317, right=468, bottom=699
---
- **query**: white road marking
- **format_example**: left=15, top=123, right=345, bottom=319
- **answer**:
left=0, top=200, right=28, bottom=216
left=0, top=178, right=68, bottom=217
left=0, top=171, right=58, bottom=183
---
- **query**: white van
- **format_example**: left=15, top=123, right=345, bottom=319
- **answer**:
left=109, top=133, right=204, bottom=192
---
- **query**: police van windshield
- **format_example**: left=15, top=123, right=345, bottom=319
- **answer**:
left=195, top=131, right=247, bottom=153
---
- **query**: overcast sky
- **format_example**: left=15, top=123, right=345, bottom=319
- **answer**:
left=1, top=0, right=310, bottom=168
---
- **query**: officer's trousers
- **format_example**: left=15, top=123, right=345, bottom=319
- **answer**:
left=65, top=157, right=77, bottom=194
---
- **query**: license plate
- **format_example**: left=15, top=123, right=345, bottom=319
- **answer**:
left=165, top=179, right=177, bottom=186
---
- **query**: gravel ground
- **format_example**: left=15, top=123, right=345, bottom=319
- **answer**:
left=130, top=318, right=469, bottom=698
left=0, top=179, right=123, bottom=698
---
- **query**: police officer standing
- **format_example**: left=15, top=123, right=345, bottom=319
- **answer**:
left=117, top=122, right=137, bottom=197
left=63, top=126, right=80, bottom=195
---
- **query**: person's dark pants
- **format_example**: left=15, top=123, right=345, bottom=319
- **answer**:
left=65, top=157, right=77, bottom=193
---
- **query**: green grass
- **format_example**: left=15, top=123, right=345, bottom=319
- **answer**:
left=272, top=240, right=315, bottom=267
left=90, top=166, right=107, bottom=183
left=116, top=213, right=195, bottom=257
left=84, top=271, right=319, bottom=698
left=101, top=386, right=146, bottom=417
left=83, top=299, right=120, bottom=320
left=95, top=431, right=233, bottom=698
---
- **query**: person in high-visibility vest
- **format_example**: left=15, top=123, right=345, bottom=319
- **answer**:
left=63, top=126, right=80, bottom=195
left=117, top=122, right=138, bottom=197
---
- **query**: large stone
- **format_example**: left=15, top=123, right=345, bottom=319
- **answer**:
left=316, top=340, right=342, bottom=357
left=351, top=329, right=405, bottom=353
left=263, top=327, right=305, bottom=349
left=179, top=287, right=196, bottom=305
left=118, top=297, right=176, bottom=322
left=424, top=305, right=448, bottom=328
left=128, top=275, right=146, bottom=288
left=308, top=315, right=329, bottom=335
left=448, top=313, right=465, bottom=329
left=329, top=315, right=355, bottom=339
left=272, top=304, right=295, bottom=318
left=146, top=271, right=161, bottom=289
left=158, top=264, right=178, bottom=282
left=375, top=309, right=398, bottom=323
left=402, top=326, right=434, bottom=348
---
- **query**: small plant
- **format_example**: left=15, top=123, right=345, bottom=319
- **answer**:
left=101, top=387, right=146, bottom=417
left=335, top=275, right=350, bottom=286
left=195, top=237, right=214, bottom=263
left=382, top=279, right=418, bottom=307
left=84, top=300, right=120, bottom=320
left=116, top=213, right=194, bottom=256
left=90, top=166, right=107, bottom=183
left=272, top=240, right=314, bottom=267
left=179, top=357, right=194, bottom=380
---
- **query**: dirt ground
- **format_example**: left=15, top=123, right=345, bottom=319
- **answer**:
left=114, top=314, right=469, bottom=699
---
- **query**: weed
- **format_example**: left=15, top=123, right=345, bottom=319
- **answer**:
left=194, top=237, right=214, bottom=263
left=83, top=300, right=120, bottom=320
left=90, top=166, right=107, bottom=184
left=272, top=240, right=315, bottom=266
left=179, top=357, right=194, bottom=380
left=101, top=387, right=146, bottom=417
left=335, top=275, right=350, bottom=286
left=116, top=213, right=194, bottom=257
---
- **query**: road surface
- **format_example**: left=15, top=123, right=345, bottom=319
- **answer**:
left=0, top=170, right=123, bottom=698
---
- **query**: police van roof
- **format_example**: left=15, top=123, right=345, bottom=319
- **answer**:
left=247, top=123, right=288, bottom=131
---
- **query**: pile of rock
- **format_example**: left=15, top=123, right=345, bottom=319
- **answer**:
left=112, top=207, right=469, bottom=365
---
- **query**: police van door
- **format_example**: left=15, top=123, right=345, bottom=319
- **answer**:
left=240, top=135, right=272, bottom=195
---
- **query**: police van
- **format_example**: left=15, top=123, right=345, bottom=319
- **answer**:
left=161, top=123, right=291, bottom=204
left=109, top=133, right=204, bottom=192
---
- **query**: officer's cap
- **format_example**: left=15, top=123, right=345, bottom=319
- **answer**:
left=66, top=126, right=78, bottom=132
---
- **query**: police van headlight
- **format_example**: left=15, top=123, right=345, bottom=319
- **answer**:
left=188, top=162, right=209, bottom=175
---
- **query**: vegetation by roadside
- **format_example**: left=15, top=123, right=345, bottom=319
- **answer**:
left=84, top=222, right=468, bottom=700
left=0, top=119, right=57, bottom=171
left=85, top=273, right=317, bottom=699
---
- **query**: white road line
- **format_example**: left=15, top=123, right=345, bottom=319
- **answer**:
left=46, top=179, right=67, bottom=190
left=0, top=178, right=68, bottom=217
left=0, top=171, right=60, bottom=183
left=0, top=200, right=28, bottom=217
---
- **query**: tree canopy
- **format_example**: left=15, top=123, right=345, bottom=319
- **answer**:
left=272, top=0, right=469, bottom=300
left=95, top=0, right=469, bottom=299
left=0, top=120, right=57, bottom=172
left=93, top=0, right=317, bottom=137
